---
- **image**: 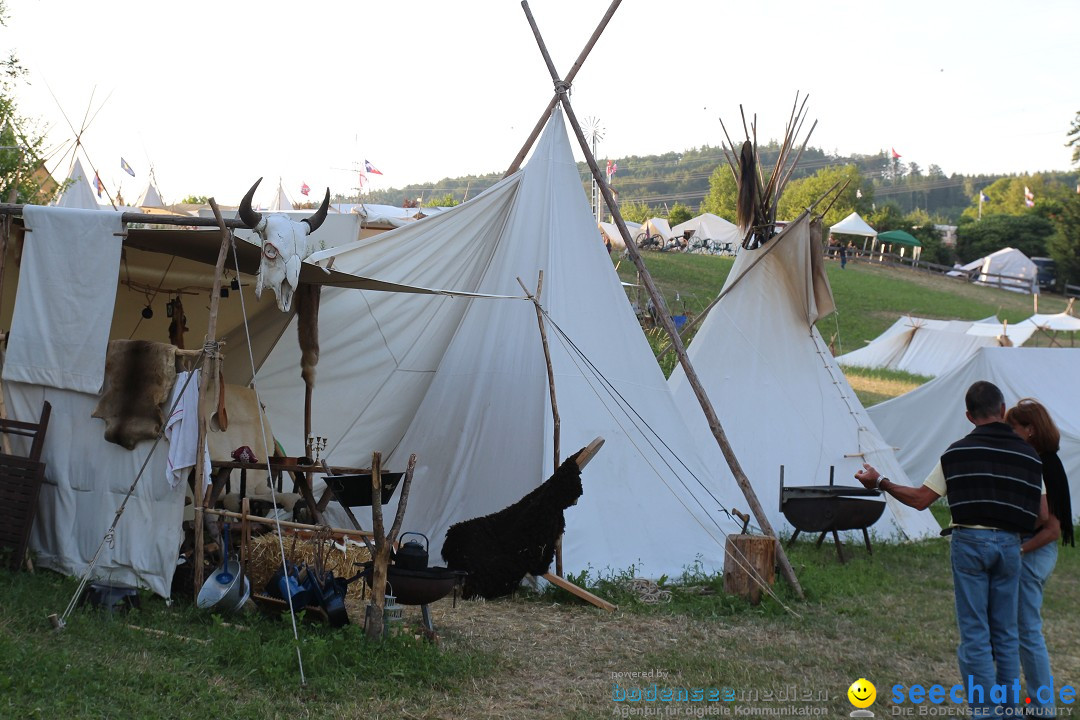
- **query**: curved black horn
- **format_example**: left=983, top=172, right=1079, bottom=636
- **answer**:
left=302, top=188, right=331, bottom=234
left=238, top=177, right=264, bottom=229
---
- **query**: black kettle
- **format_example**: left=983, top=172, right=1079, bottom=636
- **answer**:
left=395, top=532, right=429, bottom=571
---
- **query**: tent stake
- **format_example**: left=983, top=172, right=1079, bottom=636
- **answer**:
left=519, top=0, right=804, bottom=599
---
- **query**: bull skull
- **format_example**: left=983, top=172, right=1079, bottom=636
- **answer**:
left=238, top=177, right=330, bottom=312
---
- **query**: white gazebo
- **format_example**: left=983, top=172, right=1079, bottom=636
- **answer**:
left=829, top=211, right=877, bottom=252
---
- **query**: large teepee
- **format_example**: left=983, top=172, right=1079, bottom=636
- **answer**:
left=668, top=214, right=942, bottom=540
left=250, top=109, right=739, bottom=577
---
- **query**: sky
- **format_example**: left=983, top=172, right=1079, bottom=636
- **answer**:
left=2, top=0, right=1077, bottom=207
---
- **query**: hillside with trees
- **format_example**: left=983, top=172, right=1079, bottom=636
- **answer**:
left=350, top=115, right=1080, bottom=286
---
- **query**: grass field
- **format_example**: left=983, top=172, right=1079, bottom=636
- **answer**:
left=4, top=251, right=1077, bottom=718
left=4, top=534, right=1077, bottom=719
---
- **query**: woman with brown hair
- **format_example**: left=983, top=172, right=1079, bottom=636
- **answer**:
left=1005, top=398, right=1074, bottom=715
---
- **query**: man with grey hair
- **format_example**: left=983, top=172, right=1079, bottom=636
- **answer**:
left=856, top=380, right=1047, bottom=716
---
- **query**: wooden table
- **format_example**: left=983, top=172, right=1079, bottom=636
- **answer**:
left=208, top=460, right=331, bottom=524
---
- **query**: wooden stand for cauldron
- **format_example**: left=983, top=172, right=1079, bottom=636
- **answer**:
left=722, top=534, right=775, bottom=605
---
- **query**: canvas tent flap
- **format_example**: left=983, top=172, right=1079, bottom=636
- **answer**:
left=254, top=108, right=737, bottom=577
left=123, top=228, right=518, bottom=298
left=836, top=315, right=1007, bottom=377
left=669, top=215, right=940, bottom=540
left=869, top=347, right=1080, bottom=509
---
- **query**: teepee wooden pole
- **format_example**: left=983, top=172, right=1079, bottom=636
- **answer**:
left=519, top=1, right=804, bottom=599
left=504, top=0, right=622, bottom=177
left=193, top=198, right=233, bottom=597
left=516, top=272, right=563, bottom=575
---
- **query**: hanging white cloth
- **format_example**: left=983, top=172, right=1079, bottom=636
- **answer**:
left=3, top=206, right=124, bottom=393
left=164, top=370, right=211, bottom=489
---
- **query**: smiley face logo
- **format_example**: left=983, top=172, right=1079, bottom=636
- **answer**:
left=847, top=678, right=876, bottom=709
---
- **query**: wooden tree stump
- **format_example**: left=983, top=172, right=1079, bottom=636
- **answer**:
left=722, top=534, right=776, bottom=605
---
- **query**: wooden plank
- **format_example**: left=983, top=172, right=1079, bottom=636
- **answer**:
left=572, top=437, right=605, bottom=470
left=542, top=572, right=616, bottom=612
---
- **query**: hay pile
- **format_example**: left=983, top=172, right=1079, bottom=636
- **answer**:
left=247, top=533, right=372, bottom=604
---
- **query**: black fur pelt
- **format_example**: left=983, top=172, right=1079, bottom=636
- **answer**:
left=441, top=454, right=584, bottom=599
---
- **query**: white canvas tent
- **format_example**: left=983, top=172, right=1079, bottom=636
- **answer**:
left=598, top=220, right=640, bottom=249
left=136, top=180, right=165, bottom=208
left=54, top=158, right=101, bottom=210
left=268, top=179, right=294, bottom=211
left=868, top=347, right=1080, bottom=507
left=3, top=109, right=740, bottom=595
left=835, top=315, right=1025, bottom=378
left=671, top=213, right=739, bottom=244
left=956, top=247, right=1038, bottom=294
left=639, top=217, right=673, bottom=242
left=829, top=211, right=876, bottom=246
left=252, top=110, right=737, bottom=578
left=668, top=215, right=941, bottom=541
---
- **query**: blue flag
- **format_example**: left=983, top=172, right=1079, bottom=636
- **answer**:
left=980, top=192, right=990, bottom=203
left=120, top=157, right=135, bottom=177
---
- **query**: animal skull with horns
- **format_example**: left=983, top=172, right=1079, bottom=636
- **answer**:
left=238, top=177, right=330, bottom=312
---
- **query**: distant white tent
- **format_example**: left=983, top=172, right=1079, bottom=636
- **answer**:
left=251, top=108, right=738, bottom=577
left=671, top=213, right=740, bottom=248
left=869, top=347, right=1080, bottom=506
left=54, top=158, right=101, bottom=210
left=640, top=217, right=673, bottom=242
left=669, top=214, right=941, bottom=541
left=957, top=247, right=1038, bottom=294
left=136, top=180, right=165, bottom=208
left=598, top=220, right=641, bottom=249
left=829, top=211, right=877, bottom=240
left=268, top=179, right=294, bottom=211
left=836, top=315, right=1025, bottom=377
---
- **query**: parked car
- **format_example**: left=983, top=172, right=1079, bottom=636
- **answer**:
left=1031, top=256, right=1057, bottom=290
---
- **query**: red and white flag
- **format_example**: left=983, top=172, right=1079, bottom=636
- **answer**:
left=300, top=182, right=310, bottom=197
left=606, top=160, right=617, bottom=178
left=364, top=159, right=383, bottom=175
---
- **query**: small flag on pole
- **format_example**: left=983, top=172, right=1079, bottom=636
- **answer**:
left=891, top=148, right=901, bottom=159
left=357, top=172, right=367, bottom=189
left=606, top=160, right=617, bottom=178
left=1024, top=186, right=1035, bottom=207
left=980, top=192, right=990, bottom=203
left=120, top=157, right=135, bottom=177
left=364, top=160, right=383, bottom=175
left=93, top=171, right=103, bottom=198
left=300, top=182, right=310, bottom=197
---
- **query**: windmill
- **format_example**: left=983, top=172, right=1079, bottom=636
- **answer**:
left=583, top=116, right=604, bottom=223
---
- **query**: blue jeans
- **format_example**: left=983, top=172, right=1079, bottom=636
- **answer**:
left=1019, top=539, right=1059, bottom=716
left=951, top=528, right=1022, bottom=717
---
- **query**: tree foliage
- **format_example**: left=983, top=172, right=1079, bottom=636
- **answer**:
left=955, top=214, right=1056, bottom=264
left=617, top=200, right=655, bottom=225
left=424, top=192, right=459, bottom=207
left=701, top=166, right=737, bottom=223
left=777, top=164, right=866, bottom=227
left=1046, top=194, right=1080, bottom=286
left=1067, top=111, right=1080, bottom=167
left=0, top=4, right=55, bottom=205
left=666, top=202, right=693, bottom=227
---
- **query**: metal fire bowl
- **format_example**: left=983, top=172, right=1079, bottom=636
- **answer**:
left=781, top=486, right=885, bottom=533
left=361, top=563, right=467, bottom=606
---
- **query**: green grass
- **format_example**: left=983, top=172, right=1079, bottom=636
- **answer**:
left=0, top=571, right=498, bottom=719
left=615, top=251, right=1074, bottom=360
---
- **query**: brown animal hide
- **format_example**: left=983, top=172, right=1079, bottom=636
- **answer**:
left=295, top=284, right=321, bottom=388
left=92, top=340, right=177, bottom=450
